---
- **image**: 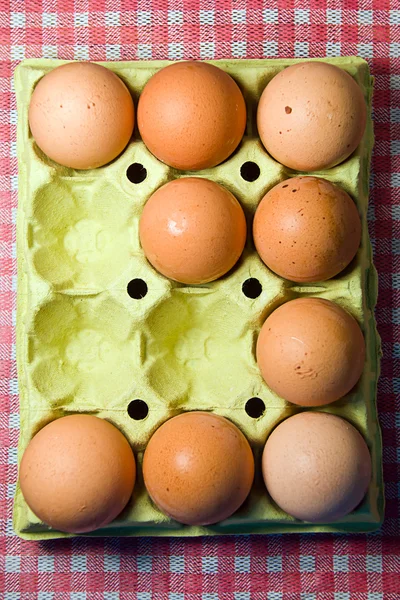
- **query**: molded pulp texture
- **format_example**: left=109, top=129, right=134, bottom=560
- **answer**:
left=14, top=57, right=383, bottom=539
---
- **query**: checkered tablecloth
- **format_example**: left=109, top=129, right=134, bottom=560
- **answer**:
left=0, top=0, right=399, bottom=598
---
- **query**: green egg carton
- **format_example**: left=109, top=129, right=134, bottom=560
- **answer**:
left=13, top=57, right=384, bottom=539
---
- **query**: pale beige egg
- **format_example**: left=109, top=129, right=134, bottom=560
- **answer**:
left=262, top=412, right=372, bottom=522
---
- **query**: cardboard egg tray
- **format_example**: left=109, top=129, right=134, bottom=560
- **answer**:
left=14, top=57, right=384, bottom=539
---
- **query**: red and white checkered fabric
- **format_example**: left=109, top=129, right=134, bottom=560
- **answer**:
left=0, top=1, right=399, bottom=598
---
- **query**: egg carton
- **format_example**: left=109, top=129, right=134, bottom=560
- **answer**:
left=14, top=57, right=384, bottom=539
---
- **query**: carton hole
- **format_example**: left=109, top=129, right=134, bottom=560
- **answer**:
left=245, top=397, right=265, bottom=419
left=242, top=278, right=262, bottom=299
left=240, top=161, right=260, bottom=182
left=126, top=163, right=147, bottom=184
left=127, top=399, right=149, bottom=420
left=127, top=278, right=148, bottom=299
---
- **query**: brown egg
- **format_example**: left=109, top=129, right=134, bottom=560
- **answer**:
left=256, top=298, right=365, bottom=406
left=19, top=415, right=136, bottom=533
left=257, top=61, right=367, bottom=171
left=262, top=412, right=372, bottom=522
left=253, top=176, right=361, bottom=282
left=139, top=177, right=247, bottom=284
left=29, top=62, right=135, bottom=169
left=142, top=412, right=254, bottom=525
left=137, top=61, right=246, bottom=170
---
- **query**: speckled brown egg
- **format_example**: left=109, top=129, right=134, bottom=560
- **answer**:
left=19, top=415, right=136, bottom=533
left=257, top=61, right=367, bottom=171
left=139, top=177, right=247, bottom=284
left=262, top=412, right=372, bottom=522
left=256, top=298, right=365, bottom=406
left=142, top=412, right=255, bottom=525
left=137, top=61, right=247, bottom=170
left=29, top=62, right=135, bottom=169
left=253, top=176, right=361, bottom=283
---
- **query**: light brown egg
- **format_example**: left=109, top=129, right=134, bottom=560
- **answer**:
left=19, top=415, right=136, bottom=533
left=257, top=61, right=367, bottom=171
left=137, top=61, right=246, bottom=170
left=256, top=298, right=365, bottom=407
left=142, top=412, right=254, bottom=525
left=253, top=176, right=361, bottom=283
left=262, top=412, right=372, bottom=522
left=29, top=62, right=135, bottom=169
left=139, top=177, right=247, bottom=284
